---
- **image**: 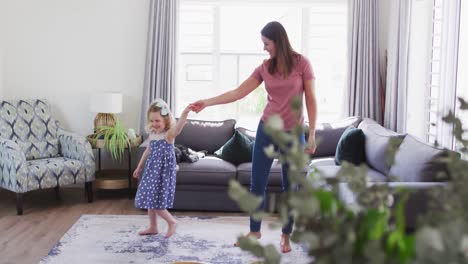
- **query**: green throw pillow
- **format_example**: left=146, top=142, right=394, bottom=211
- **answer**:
left=334, top=127, right=366, bottom=165
left=215, top=130, right=254, bottom=165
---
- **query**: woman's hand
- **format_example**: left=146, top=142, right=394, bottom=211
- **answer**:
left=305, top=135, right=316, bottom=155
left=190, top=100, right=207, bottom=113
left=133, top=167, right=142, bottom=178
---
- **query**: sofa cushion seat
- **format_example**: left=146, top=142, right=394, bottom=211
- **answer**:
left=310, top=157, right=336, bottom=167
left=176, top=156, right=236, bottom=185
left=27, top=157, right=86, bottom=190
left=316, top=165, right=387, bottom=182
left=237, top=161, right=284, bottom=186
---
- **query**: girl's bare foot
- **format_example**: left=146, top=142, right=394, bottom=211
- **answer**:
left=280, top=234, right=292, bottom=253
left=234, top=232, right=261, bottom=247
left=165, top=221, right=177, bottom=238
left=138, top=227, right=158, bottom=236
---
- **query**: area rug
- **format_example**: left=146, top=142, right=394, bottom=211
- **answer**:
left=40, top=214, right=312, bottom=264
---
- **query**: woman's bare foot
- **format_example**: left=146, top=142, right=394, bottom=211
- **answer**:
left=234, top=232, right=262, bottom=247
left=138, top=227, right=158, bottom=236
left=280, top=234, right=292, bottom=253
left=165, top=221, right=177, bottom=238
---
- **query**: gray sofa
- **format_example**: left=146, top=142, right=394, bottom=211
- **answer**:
left=139, top=117, right=453, bottom=228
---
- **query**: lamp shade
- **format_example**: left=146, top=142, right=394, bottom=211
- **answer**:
left=90, top=93, right=123, bottom=113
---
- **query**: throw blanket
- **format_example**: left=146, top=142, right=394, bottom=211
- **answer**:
left=174, top=144, right=206, bottom=164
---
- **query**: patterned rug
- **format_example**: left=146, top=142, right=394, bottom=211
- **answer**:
left=40, top=214, right=312, bottom=264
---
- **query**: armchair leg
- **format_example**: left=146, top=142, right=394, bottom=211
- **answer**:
left=16, top=194, right=23, bottom=215
left=85, top=182, right=93, bottom=203
left=54, top=186, right=61, bottom=201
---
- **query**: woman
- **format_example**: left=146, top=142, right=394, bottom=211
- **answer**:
left=191, top=21, right=317, bottom=253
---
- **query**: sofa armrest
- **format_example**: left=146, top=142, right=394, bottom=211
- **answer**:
left=57, top=128, right=95, bottom=182
left=0, top=138, right=29, bottom=193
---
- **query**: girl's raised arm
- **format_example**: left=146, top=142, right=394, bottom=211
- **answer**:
left=167, top=105, right=191, bottom=142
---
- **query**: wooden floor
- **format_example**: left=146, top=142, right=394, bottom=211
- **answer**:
left=0, top=187, right=243, bottom=264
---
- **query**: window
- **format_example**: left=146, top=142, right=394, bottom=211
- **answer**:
left=408, top=0, right=461, bottom=150
left=456, top=1, right=467, bottom=159
left=426, top=0, right=443, bottom=145
left=425, top=0, right=463, bottom=151
left=177, top=0, right=348, bottom=129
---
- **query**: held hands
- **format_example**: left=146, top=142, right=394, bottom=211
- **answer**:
left=190, top=100, right=207, bottom=113
left=305, top=135, right=317, bottom=155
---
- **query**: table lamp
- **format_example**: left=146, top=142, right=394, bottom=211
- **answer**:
left=90, top=93, right=123, bottom=131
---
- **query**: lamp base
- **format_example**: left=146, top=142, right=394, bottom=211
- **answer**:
left=94, top=113, right=117, bottom=131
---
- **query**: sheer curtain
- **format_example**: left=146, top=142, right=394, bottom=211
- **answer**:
left=140, top=0, right=178, bottom=135
left=346, top=0, right=382, bottom=124
left=384, top=0, right=412, bottom=133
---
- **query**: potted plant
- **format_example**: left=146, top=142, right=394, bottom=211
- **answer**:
left=89, top=120, right=131, bottom=161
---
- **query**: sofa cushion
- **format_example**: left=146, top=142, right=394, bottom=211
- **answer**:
left=388, top=135, right=451, bottom=182
left=214, top=130, right=254, bottom=165
left=334, top=127, right=366, bottom=165
left=305, top=116, right=362, bottom=158
left=358, top=119, right=406, bottom=175
left=237, top=161, right=283, bottom=187
left=310, top=157, right=336, bottom=166
left=27, top=157, right=86, bottom=189
left=317, top=165, right=387, bottom=182
left=175, top=119, right=236, bottom=154
left=176, top=156, right=236, bottom=185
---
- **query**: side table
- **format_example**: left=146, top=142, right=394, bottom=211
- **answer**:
left=95, top=146, right=133, bottom=199
left=88, top=136, right=142, bottom=199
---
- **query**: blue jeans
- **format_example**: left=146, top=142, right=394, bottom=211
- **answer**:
left=250, top=121, right=305, bottom=234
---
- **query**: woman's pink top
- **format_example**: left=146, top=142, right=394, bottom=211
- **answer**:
left=250, top=55, right=315, bottom=130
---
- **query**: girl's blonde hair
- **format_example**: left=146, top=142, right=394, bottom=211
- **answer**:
left=145, top=99, right=175, bottom=133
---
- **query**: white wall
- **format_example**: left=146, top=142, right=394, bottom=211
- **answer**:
left=2, top=0, right=150, bottom=136
left=0, top=1, right=5, bottom=98
left=0, top=41, right=4, bottom=98
left=0, top=47, right=4, bottom=100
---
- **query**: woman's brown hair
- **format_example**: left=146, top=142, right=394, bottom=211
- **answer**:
left=261, top=21, right=298, bottom=79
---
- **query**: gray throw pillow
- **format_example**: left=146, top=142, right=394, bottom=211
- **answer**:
left=358, top=119, right=406, bottom=175
left=388, top=135, right=450, bottom=182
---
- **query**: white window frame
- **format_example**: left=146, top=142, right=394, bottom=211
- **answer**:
left=426, top=0, right=461, bottom=149
left=177, top=0, right=348, bottom=128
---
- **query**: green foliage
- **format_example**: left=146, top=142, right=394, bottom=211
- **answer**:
left=95, top=120, right=130, bottom=161
left=229, top=96, right=468, bottom=264
left=411, top=97, right=468, bottom=264
left=385, top=194, right=415, bottom=264
left=228, top=180, right=266, bottom=220
left=236, top=236, right=281, bottom=264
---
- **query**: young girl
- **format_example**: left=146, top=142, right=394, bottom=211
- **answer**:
left=133, top=98, right=191, bottom=238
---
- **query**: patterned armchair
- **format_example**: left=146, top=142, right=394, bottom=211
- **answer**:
left=0, top=99, right=95, bottom=215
